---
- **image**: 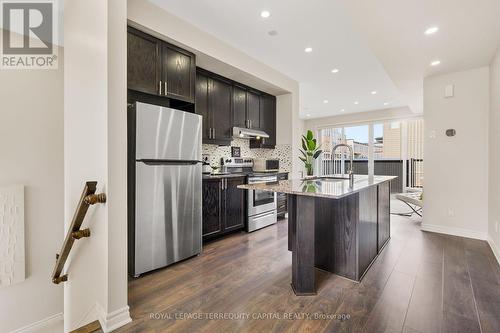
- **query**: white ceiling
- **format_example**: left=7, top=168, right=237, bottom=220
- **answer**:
left=149, top=0, right=406, bottom=119
left=339, top=0, right=500, bottom=114
left=149, top=0, right=500, bottom=119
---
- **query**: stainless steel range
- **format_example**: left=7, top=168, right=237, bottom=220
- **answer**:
left=224, top=158, right=278, bottom=232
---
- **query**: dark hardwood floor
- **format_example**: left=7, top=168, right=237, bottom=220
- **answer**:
left=116, top=212, right=500, bottom=333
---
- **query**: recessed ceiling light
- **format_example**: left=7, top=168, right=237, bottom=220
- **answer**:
left=340, top=109, right=345, bottom=112
left=331, top=68, right=339, bottom=74
left=425, top=26, right=439, bottom=35
left=260, top=10, right=270, bottom=18
left=430, top=60, right=441, bottom=66
left=371, top=91, right=377, bottom=95
left=354, top=101, right=359, bottom=105
left=323, top=100, right=329, bottom=104
left=304, top=47, right=313, bottom=53
left=383, top=102, right=390, bottom=106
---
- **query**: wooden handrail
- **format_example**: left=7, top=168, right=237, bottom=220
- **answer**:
left=51, top=181, right=106, bottom=284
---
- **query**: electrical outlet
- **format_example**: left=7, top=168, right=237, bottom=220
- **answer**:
left=447, top=209, right=455, bottom=217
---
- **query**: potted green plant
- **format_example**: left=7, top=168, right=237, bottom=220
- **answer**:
left=299, top=130, right=322, bottom=176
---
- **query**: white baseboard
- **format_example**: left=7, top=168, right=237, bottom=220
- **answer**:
left=421, top=223, right=488, bottom=240
left=487, top=236, right=500, bottom=266
left=96, top=303, right=132, bottom=333
left=10, top=313, right=63, bottom=333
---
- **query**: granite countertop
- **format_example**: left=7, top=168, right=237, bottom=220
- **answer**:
left=237, top=175, right=397, bottom=199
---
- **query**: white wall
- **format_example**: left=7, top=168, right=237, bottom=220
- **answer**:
left=127, top=0, right=304, bottom=178
left=64, top=0, right=129, bottom=331
left=0, top=37, right=64, bottom=332
left=489, top=48, right=500, bottom=261
left=423, top=67, right=490, bottom=239
left=304, top=106, right=417, bottom=130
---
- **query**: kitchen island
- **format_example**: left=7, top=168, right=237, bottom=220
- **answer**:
left=238, top=175, right=396, bottom=295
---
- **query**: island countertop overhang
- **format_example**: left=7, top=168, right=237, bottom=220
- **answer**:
left=238, top=175, right=397, bottom=199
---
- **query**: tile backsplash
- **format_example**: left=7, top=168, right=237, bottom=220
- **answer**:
left=202, top=138, right=292, bottom=172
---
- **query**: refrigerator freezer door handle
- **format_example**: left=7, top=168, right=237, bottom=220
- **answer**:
left=137, top=159, right=204, bottom=165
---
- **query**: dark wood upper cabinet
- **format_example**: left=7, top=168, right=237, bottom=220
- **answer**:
left=196, top=67, right=277, bottom=147
left=210, top=77, right=233, bottom=142
left=195, top=72, right=210, bottom=141
left=250, top=94, right=277, bottom=148
left=161, top=44, right=195, bottom=102
left=195, top=69, right=232, bottom=145
left=232, top=85, right=247, bottom=128
left=127, top=27, right=195, bottom=103
left=127, top=28, right=160, bottom=96
left=247, top=90, right=261, bottom=129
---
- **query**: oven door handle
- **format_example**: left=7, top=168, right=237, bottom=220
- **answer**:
left=248, top=177, right=278, bottom=184
left=252, top=210, right=277, bottom=219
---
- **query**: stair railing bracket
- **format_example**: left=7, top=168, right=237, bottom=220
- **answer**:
left=51, top=181, right=105, bottom=284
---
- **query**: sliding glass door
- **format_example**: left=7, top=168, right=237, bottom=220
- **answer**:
left=372, top=121, right=403, bottom=192
left=318, top=125, right=369, bottom=176
left=317, top=118, right=424, bottom=193
left=344, top=125, right=369, bottom=175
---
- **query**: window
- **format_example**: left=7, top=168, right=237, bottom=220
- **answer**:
left=317, top=118, right=424, bottom=193
left=318, top=125, right=369, bottom=176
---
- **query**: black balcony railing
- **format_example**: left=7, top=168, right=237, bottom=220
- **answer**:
left=406, top=158, right=424, bottom=188
left=321, top=159, right=423, bottom=193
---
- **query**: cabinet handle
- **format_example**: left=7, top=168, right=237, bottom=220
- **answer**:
left=209, top=128, right=212, bottom=139
left=164, top=81, right=167, bottom=96
left=213, top=128, right=216, bottom=138
left=159, top=81, right=162, bottom=95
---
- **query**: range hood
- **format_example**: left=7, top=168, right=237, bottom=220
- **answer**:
left=232, top=127, right=270, bottom=139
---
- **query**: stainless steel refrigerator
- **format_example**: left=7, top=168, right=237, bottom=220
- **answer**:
left=128, top=102, right=202, bottom=277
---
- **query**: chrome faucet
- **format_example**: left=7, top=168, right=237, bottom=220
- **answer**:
left=332, top=143, right=355, bottom=188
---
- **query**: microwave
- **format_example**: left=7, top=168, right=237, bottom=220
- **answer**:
left=253, top=158, right=280, bottom=172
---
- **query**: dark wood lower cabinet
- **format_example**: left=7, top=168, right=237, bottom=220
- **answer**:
left=201, top=178, right=222, bottom=237
left=223, top=177, right=246, bottom=231
left=377, top=181, right=391, bottom=251
left=304, top=182, right=391, bottom=282
left=202, top=176, right=246, bottom=240
left=358, top=186, right=379, bottom=278
left=277, top=173, right=288, bottom=219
